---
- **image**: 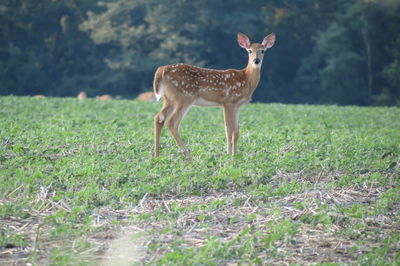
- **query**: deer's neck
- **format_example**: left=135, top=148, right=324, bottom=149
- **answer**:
left=244, top=62, right=261, bottom=97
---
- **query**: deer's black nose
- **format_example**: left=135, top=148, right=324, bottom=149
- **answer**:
left=254, top=58, right=260, bottom=64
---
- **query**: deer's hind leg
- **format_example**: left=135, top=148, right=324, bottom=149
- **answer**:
left=166, top=99, right=194, bottom=160
left=154, top=98, right=173, bottom=157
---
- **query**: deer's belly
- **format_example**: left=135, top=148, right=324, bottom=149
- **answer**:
left=194, top=97, right=220, bottom=107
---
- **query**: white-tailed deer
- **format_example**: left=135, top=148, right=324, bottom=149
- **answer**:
left=137, top=91, right=156, bottom=102
left=96, top=94, right=113, bottom=100
left=153, top=32, right=275, bottom=160
left=77, top=91, right=87, bottom=99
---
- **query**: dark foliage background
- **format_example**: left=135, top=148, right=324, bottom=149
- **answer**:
left=1, top=0, right=399, bottom=105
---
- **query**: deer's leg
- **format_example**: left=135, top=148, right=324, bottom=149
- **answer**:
left=232, top=108, right=240, bottom=155
left=223, top=105, right=235, bottom=155
left=154, top=99, right=173, bottom=157
left=166, top=101, right=193, bottom=160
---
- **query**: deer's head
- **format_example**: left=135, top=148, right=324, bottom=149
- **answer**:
left=237, top=32, right=275, bottom=69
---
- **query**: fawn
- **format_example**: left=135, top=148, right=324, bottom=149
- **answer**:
left=153, top=32, right=275, bottom=160
left=137, top=91, right=156, bottom=102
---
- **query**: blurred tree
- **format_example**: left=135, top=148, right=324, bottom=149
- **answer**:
left=0, top=0, right=106, bottom=97
left=80, top=0, right=266, bottom=93
left=295, top=1, right=370, bottom=105
left=289, top=0, right=400, bottom=105
left=259, top=0, right=351, bottom=103
left=381, top=35, right=400, bottom=105
left=376, top=3, right=400, bottom=105
left=0, top=0, right=399, bottom=105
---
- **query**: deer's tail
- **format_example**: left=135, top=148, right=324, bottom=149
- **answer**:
left=153, top=67, right=165, bottom=101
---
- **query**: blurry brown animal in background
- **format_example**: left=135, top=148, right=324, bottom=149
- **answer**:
left=96, top=94, right=113, bottom=100
left=137, top=91, right=155, bottom=102
left=77, top=91, right=87, bottom=99
left=33, top=95, right=46, bottom=98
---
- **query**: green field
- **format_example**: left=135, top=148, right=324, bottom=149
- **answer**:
left=1, top=96, right=399, bottom=265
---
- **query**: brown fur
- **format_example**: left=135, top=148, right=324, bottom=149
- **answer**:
left=153, top=33, right=275, bottom=160
left=77, top=91, right=87, bottom=99
left=153, top=67, right=165, bottom=99
left=96, top=94, right=113, bottom=100
left=137, top=92, right=156, bottom=102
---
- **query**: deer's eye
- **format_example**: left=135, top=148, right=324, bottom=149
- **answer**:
left=248, top=50, right=252, bottom=54
left=261, top=50, right=265, bottom=54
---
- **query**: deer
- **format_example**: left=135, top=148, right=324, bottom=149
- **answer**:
left=137, top=91, right=156, bottom=102
left=77, top=91, right=87, bottom=100
left=96, top=94, right=113, bottom=100
left=153, top=32, right=275, bottom=160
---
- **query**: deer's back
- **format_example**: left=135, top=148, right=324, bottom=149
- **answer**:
left=162, top=63, right=249, bottom=105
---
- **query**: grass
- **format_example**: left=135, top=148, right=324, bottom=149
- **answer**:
left=0, top=95, right=399, bottom=265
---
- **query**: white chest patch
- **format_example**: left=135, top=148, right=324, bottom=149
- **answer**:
left=237, top=97, right=250, bottom=105
left=194, top=98, right=220, bottom=107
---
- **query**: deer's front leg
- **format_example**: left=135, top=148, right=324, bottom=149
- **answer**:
left=232, top=108, right=240, bottom=155
left=223, top=105, right=235, bottom=154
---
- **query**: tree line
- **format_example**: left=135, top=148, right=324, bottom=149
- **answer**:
left=1, top=0, right=399, bottom=105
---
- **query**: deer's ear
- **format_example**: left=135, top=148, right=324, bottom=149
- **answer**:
left=237, top=32, right=251, bottom=49
left=262, top=33, right=276, bottom=49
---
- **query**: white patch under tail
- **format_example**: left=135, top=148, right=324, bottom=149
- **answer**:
left=155, top=83, right=164, bottom=101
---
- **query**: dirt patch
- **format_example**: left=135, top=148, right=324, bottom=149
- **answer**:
left=118, top=183, right=399, bottom=264
left=1, top=178, right=399, bottom=264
